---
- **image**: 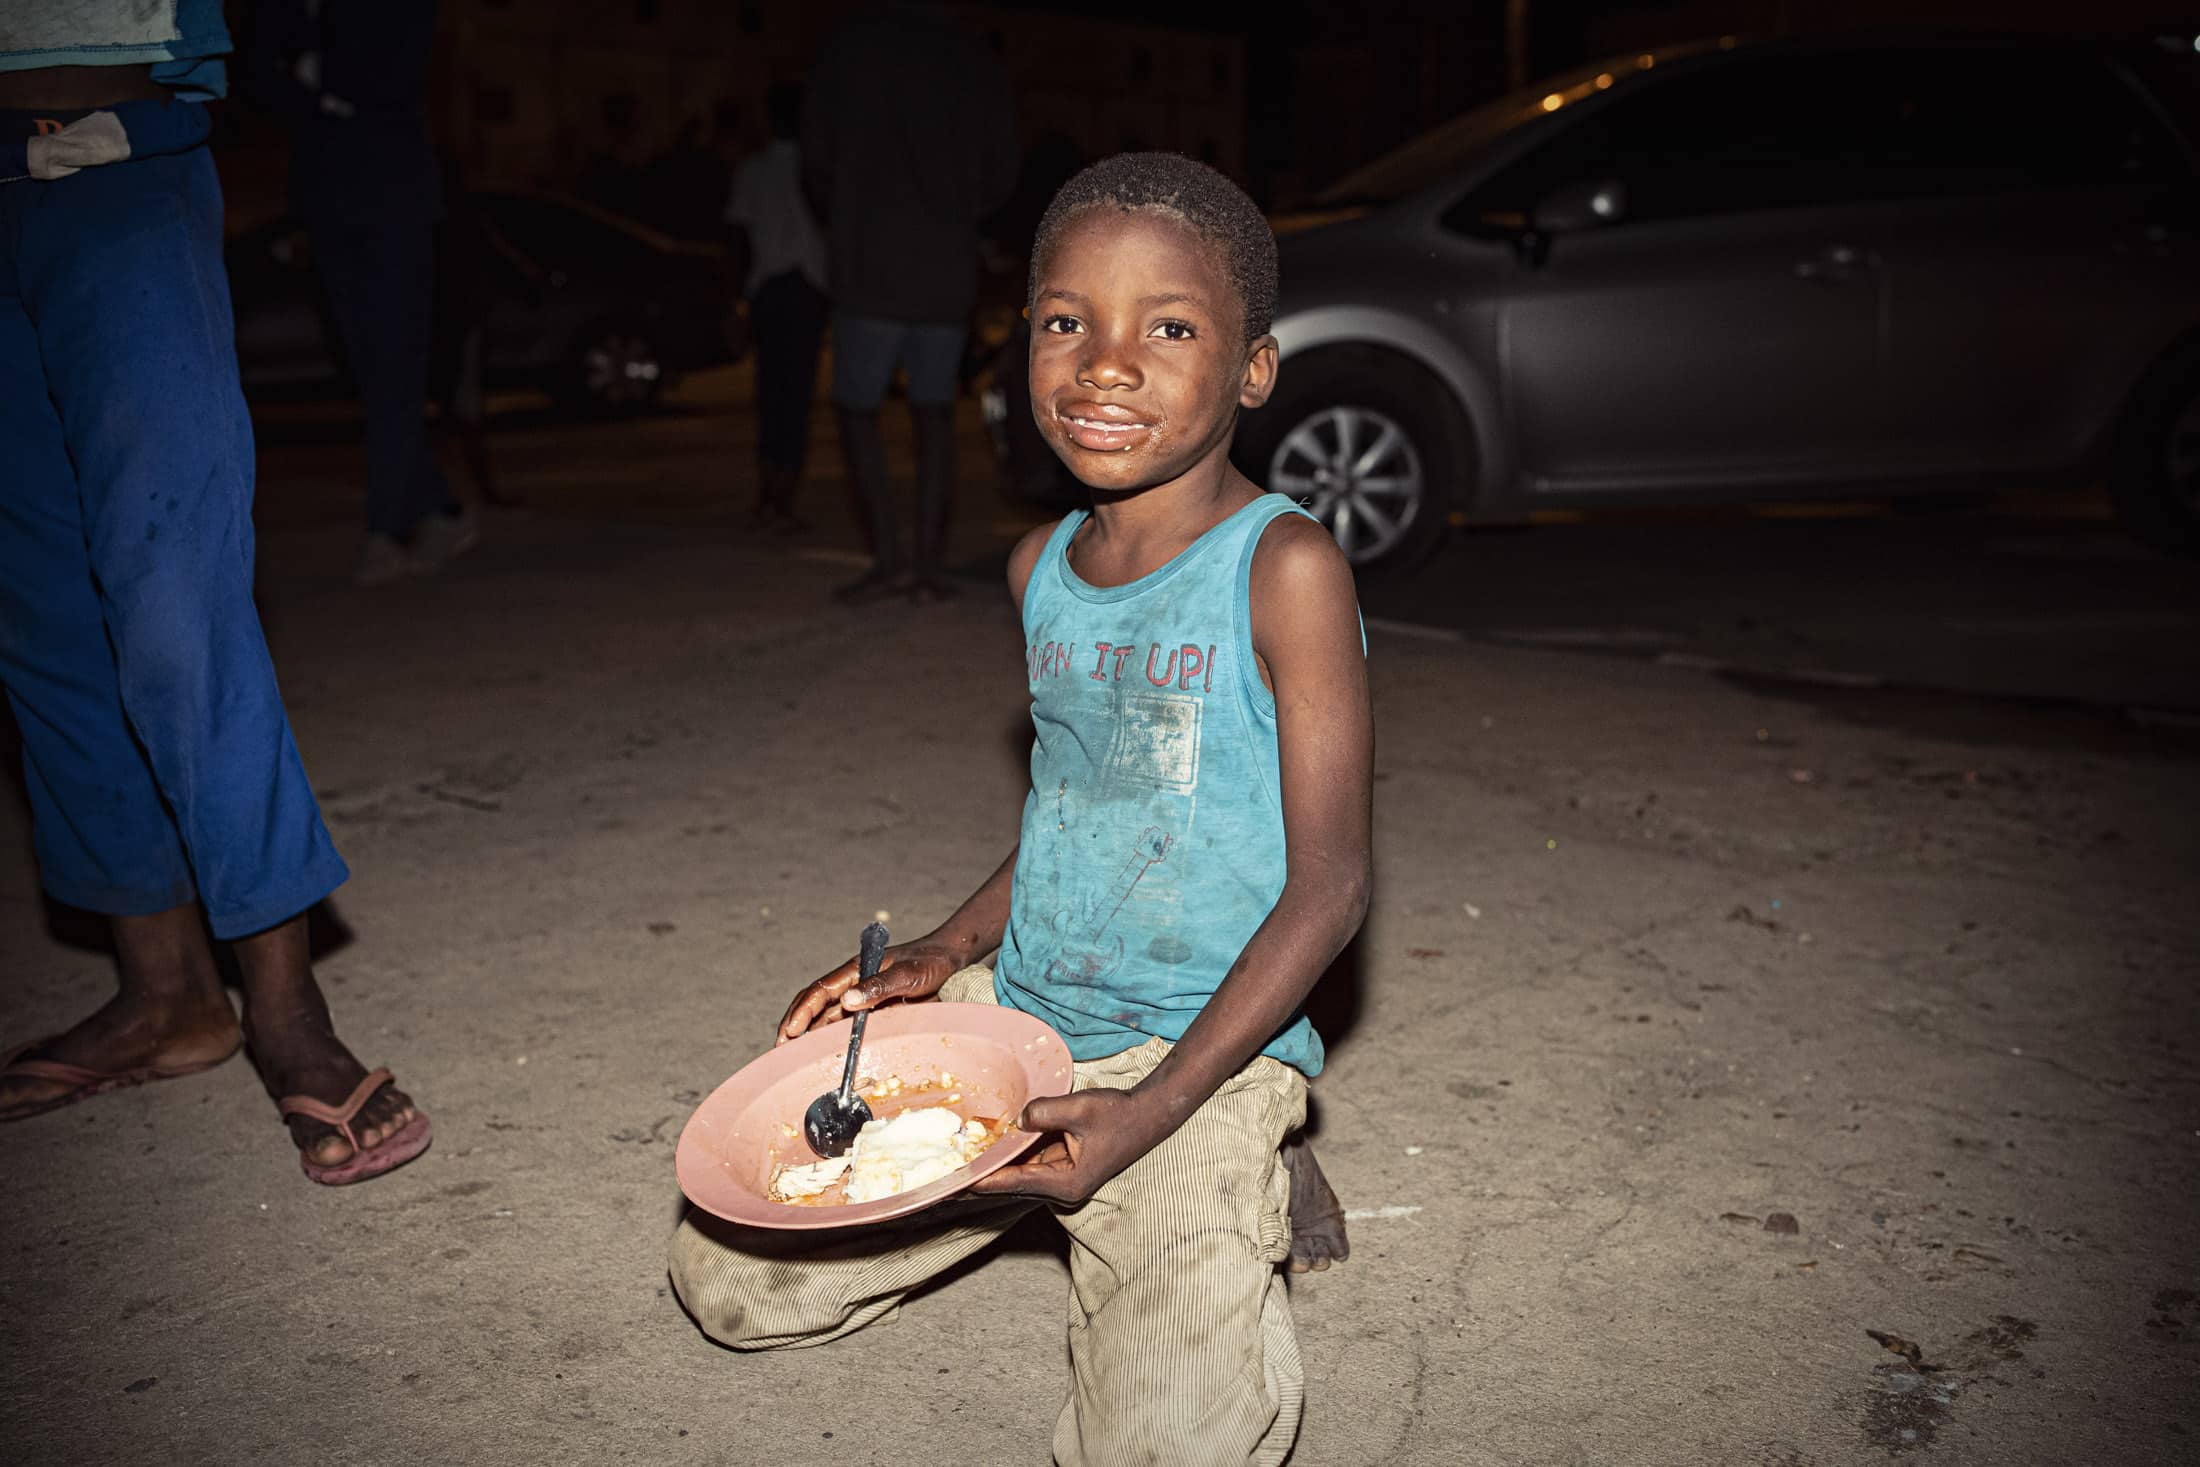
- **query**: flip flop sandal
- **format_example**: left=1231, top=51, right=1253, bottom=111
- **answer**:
left=0, top=1037, right=240, bottom=1123
left=279, top=1067, right=433, bottom=1186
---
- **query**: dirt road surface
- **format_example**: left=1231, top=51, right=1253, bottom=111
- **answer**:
left=4, top=400, right=2197, bottom=1465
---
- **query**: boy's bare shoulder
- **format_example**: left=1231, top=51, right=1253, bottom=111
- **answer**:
left=1008, top=517, right=1065, bottom=611
left=1249, top=509, right=1355, bottom=606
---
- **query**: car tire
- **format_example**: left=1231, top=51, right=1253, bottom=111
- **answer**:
left=561, top=319, right=666, bottom=415
left=2112, top=338, right=2200, bottom=556
left=1234, top=346, right=1469, bottom=577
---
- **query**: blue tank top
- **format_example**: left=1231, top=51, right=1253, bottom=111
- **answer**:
left=996, top=493, right=1344, bottom=1075
left=0, top=2, right=234, bottom=100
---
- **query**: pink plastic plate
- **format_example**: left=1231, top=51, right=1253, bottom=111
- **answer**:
left=675, top=1001, right=1074, bottom=1230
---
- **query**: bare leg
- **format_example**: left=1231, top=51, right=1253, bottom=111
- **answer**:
left=909, top=403, right=958, bottom=600
left=762, top=463, right=807, bottom=533
left=749, top=463, right=803, bottom=532
left=231, top=914, right=417, bottom=1168
left=443, top=325, right=513, bottom=507
left=0, top=903, right=242, bottom=1116
left=833, top=406, right=903, bottom=601
left=458, top=418, right=512, bottom=507
left=1283, top=1131, right=1349, bottom=1273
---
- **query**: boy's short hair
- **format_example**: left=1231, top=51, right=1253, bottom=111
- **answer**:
left=1031, top=152, right=1278, bottom=341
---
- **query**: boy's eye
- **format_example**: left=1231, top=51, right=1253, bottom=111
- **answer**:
left=1040, top=314, right=1083, bottom=335
left=1151, top=320, right=1196, bottom=341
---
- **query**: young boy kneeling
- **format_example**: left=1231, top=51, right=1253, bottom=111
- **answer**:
left=669, top=152, right=1372, bottom=1467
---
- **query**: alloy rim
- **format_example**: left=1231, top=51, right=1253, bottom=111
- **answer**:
left=583, top=332, right=662, bottom=404
left=1268, top=405, right=1424, bottom=564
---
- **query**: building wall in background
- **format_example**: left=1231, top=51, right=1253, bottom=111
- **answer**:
left=1261, top=4, right=1503, bottom=210
left=1583, top=0, right=2196, bottom=53
left=438, top=0, right=1245, bottom=230
left=233, top=0, right=2174, bottom=230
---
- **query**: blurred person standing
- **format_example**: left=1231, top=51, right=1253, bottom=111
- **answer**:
left=430, top=157, right=512, bottom=509
left=249, top=0, right=475, bottom=587
left=803, top=2, right=1017, bottom=602
left=726, top=83, right=829, bottom=535
left=0, top=4, right=431, bottom=1182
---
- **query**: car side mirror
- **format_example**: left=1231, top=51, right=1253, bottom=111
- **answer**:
left=1530, top=177, right=1627, bottom=235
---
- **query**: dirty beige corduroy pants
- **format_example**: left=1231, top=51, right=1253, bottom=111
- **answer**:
left=668, top=966, right=1309, bottom=1467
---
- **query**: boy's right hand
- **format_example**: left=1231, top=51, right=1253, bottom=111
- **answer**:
left=775, top=942, right=961, bottom=1044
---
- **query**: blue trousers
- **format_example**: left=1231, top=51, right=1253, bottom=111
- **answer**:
left=0, top=119, right=348, bottom=939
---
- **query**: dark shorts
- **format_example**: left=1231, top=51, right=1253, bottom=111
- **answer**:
left=830, top=311, right=966, bottom=409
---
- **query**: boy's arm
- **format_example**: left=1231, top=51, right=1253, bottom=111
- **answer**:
left=1004, top=519, right=1053, bottom=608
left=775, top=520, right=1061, bottom=1043
left=973, top=516, right=1372, bottom=1203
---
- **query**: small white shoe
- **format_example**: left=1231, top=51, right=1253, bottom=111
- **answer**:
left=412, top=510, right=481, bottom=567
left=354, top=533, right=419, bottom=587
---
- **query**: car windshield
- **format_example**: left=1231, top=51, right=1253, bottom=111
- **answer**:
left=1315, top=41, right=1723, bottom=207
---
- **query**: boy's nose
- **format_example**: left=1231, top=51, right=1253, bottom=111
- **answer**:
left=1077, top=337, right=1143, bottom=391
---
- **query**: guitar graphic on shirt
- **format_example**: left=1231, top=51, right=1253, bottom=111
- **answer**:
left=1041, top=825, right=1173, bottom=990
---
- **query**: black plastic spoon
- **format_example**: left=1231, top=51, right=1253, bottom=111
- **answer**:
left=802, top=921, right=889, bottom=1158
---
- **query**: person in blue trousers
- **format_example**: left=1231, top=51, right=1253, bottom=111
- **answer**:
left=0, top=7, right=431, bottom=1184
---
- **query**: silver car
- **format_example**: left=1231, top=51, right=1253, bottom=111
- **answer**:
left=1242, top=34, right=2200, bottom=571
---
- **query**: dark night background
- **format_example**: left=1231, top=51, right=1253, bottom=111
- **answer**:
left=203, top=0, right=2195, bottom=227
left=4, top=2, right=2198, bottom=1463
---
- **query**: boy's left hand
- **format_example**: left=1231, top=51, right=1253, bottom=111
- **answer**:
left=966, top=1089, right=1167, bottom=1206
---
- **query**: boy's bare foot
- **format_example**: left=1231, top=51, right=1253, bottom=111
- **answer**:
left=1282, top=1132, right=1350, bottom=1272
left=233, top=915, right=420, bottom=1170
left=0, top=906, right=241, bottom=1120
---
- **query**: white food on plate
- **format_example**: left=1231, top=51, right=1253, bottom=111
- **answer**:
left=771, top=1153, right=852, bottom=1199
left=843, top=1105, right=995, bottom=1203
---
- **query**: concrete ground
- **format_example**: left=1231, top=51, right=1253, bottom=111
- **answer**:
left=1356, top=501, right=2200, bottom=720
left=3, top=378, right=2197, bottom=1465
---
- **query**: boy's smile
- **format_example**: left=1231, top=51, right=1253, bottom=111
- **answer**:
left=1029, top=210, right=1276, bottom=496
left=1059, top=407, right=1157, bottom=453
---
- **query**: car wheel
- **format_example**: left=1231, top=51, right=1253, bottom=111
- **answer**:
left=564, top=321, right=665, bottom=413
left=1235, top=348, right=1467, bottom=575
left=2112, top=340, right=2200, bottom=555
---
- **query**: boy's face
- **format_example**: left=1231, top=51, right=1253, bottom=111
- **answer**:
left=1028, top=209, right=1277, bottom=498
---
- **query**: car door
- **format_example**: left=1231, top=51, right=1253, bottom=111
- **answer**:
left=1472, top=53, right=1893, bottom=492
left=1865, top=47, right=2200, bottom=476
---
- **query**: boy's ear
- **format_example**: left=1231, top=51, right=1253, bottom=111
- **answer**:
left=1239, top=335, right=1279, bottom=410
